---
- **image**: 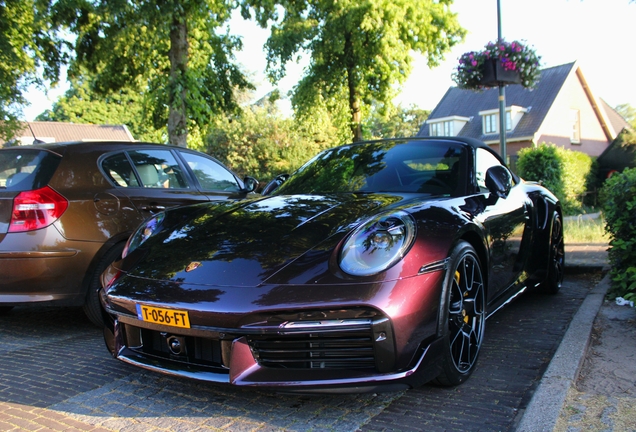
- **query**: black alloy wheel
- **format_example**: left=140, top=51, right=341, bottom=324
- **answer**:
left=544, top=211, right=565, bottom=294
left=433, top=241, right=486, bottom=386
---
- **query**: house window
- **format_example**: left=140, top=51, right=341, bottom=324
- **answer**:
left=570, top=109, right=581, bottom=144
left=483, top=114, right=498, bottom=134
left=444, top=121, right=453, bottom=136
left=483, top=112, right=513, bottom=134
left=430, top=121, right=453, bottom=136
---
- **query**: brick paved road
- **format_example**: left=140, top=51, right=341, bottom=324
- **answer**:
left=0, top=273, right=601, bottom=431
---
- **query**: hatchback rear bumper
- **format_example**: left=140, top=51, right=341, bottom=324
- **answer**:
left=0, top=230, right=100, bottom=305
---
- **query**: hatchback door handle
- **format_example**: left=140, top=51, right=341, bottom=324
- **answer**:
left=140, top=205, right=166, bottom=213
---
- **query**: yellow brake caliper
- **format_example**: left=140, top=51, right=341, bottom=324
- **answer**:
left=455, top=270, right=469, bottom=324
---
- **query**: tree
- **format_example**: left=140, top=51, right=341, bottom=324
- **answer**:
left=363, top=103, right=430, bottom=139
left=615, top=103, right=636, bottom=130
left=0, top=0, right=65, bottom=141
left=243, top=0, right=465, bottom=142
left=204, top=94, right=343, bottom=181
left=36, top=76, right=164, bottom=142
left=54, top=0, right=252, bottom=146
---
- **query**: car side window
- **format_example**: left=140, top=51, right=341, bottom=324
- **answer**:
left=180, top=152, right=240, bottom=192
left=475, top=148, right=513, bottom=193
left=102, top=152, right=139, bottom=187
left=127, top=150, right=189, bottom=189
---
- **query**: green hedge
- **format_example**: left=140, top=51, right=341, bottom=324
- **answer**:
left=600, top=168, right=636, bottom=302
left=516, top=144, right=592, bottom=215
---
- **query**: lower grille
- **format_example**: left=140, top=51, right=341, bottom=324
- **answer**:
left=248, top=329, right=376, bottom=370
left=127, top=327, right=224, bottom=367
left=121, top=315, right=393, bottom=373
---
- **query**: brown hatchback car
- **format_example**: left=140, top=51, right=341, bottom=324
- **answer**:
left=0, top=141, right=257, bottom=325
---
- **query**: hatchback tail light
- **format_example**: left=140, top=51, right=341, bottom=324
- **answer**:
left=9, top=186, right=69, bottom=233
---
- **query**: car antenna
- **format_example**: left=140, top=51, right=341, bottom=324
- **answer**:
left=27, top=122, right=46, bottom=145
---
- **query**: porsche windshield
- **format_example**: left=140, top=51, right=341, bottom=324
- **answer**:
left=274, top=140, right=467, bottom=196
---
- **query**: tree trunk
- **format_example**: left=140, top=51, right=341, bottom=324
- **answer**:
left=344, top=32, right=362, bottom=142
left=168, top=14, right=188, bottom=147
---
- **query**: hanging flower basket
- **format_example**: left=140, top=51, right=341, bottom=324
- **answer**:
left=452, top=40, right=541, bottom=90
left=479, top=58, right=522, bottom=87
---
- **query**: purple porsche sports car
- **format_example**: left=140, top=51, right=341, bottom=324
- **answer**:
left=100, top=137, right=563, bottom=393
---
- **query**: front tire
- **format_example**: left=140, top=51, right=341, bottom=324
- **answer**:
left=433, top=241, right=486, bottom=386
left=0, top=306, right=14, bottom=315
left=542, top=212, right=564, bottom=295
left=83, top=243, right=125, bottom=327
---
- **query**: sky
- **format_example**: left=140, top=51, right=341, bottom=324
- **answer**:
left=23, top=0, right=636, bottom=121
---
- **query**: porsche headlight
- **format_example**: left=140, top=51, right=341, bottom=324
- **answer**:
left=339, top=210, right=416, bottom=276
left=122, top=212, right=165, bottom=258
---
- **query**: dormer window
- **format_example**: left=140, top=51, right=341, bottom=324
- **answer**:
left=483, top=114, right=499, bottom=134
left=479, top=106, right=527, bottom=135
left=427, top=116, right=470, bottom=137
left=430, top=121, right=453, bottom=136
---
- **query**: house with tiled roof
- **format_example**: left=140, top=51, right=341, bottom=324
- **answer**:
left=418, top=62, right=630, bottom=167
left=0, top=121, right=135, bottom=147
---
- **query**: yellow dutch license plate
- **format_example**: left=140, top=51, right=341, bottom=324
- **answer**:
left=136, top=304, right=191, bottom=329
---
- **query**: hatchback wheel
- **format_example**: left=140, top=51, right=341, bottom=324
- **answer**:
left=83, top=243, right=125, bottom=327
left=0, top=306, right=14, bottom=315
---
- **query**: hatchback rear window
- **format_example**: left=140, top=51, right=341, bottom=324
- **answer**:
left=0, top=149, right=61, bottom=191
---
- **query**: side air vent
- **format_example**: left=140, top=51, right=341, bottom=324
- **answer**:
left=248, top=328, right=376, bottom=370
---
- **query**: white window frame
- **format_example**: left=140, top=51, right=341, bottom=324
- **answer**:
left=479, top=106, right=527, bottom=135
left=483, top=114, right=498, bottom=134
left=570, top=109, right=581, bottom=144
left=429, top=120, right=453, bottom=136
left=443, top=121, right=454, bottom=136
left=426, top=116, right=470, bottom=137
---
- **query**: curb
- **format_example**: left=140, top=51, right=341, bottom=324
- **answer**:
left=515, top=273, right=611, bottom=431
left=564, top=263, right=610, bottom=275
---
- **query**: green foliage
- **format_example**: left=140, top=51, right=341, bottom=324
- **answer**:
left=614, top=103, right=636, bottom=130
left=516, top=143, right=592, bottom=214
left=244, top=0, right=465, bottom=141
left=563, top=215, right=609, bottom=244
left=600, top=168, right=636, bottom=302
left=516, top=144, right=564, bottom=198
left=204, top=99, right=342, bottom=181
left=1, top=0, right=66, bottom=140
left=54, top=0, right=253, bottom=146
left=36, top=76, right=164, bottom=142
left=363, top=103, right=430, bottom=139
left=561, top=148, right=593, bottom=213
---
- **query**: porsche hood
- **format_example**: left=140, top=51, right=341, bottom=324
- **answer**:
left=117, top=193, right=413, bottom=287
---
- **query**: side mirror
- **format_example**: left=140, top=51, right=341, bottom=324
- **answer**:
left=242, top=176, right=259, bottom=193
left=485, top=165, right=512, bottom=199
left=261, top=174, right=289, bottom=195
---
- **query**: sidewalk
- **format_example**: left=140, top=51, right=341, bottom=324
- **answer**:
left=517, top=242, right=636, bottom=431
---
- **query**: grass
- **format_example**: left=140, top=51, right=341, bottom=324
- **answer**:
left=563, top=214, right=611, bottom=244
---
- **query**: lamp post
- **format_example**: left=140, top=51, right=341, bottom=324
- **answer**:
left=497, top=0, right=507, bottom=163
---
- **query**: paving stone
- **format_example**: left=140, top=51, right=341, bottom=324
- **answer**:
left=0, top=274, right=599, bottom=431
